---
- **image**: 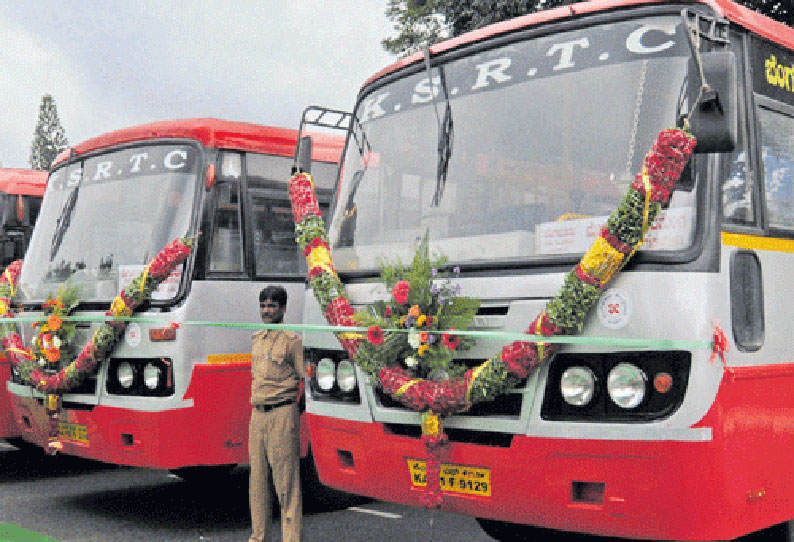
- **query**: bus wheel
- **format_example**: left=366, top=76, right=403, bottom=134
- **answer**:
left=168, top=464, right=236, bottom=484
left=475, top=518, right=599, bottom=542
left=4, top=438, right=44, bottom=455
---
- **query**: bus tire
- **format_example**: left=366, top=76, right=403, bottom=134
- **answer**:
left=475, top=518, right=599, bottom=542
left=4, top=437, right=44, bottom=455
left=168, top=464, right=236, bottom=484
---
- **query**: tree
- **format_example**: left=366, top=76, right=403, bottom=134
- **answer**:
left=29, top=94, right=69, bottom=171
left=736, top=0, right=793, bottom=26
left=381, top=0, right=448, bottom=56
left=383, top=0, right=792, bottom=57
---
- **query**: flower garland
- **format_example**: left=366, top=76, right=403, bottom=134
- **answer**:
left=290, top=127, right=696, bottom=414
left=290, top=127, right=696, bottom=505
left=0, top=238, right=192, bottom=450
left=3, top=237, right=192, bottom=393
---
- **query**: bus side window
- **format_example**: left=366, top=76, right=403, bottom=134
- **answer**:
left=245, top=152, right=308, bottom=276
left=722, top=108, right=755, bottom=225
left=757, top=107, right=794, bottom=232
left=209, top=176, right=244, bottom=273
left=250, top=193, right=302, bottom=275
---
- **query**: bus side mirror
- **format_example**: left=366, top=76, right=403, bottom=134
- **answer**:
left=688, top=51, right=738, bottom=154
left=295, top=136, right=313, bottom=175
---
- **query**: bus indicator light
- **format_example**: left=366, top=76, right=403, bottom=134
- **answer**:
left=653, top=372, right=673, bottom=394
left=149, top=327, right=177, bottom=342
left=205, top=163, right=216, bottom=190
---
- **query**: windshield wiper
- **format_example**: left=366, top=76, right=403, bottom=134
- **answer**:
left=337, top=115, right=372, bottom=247
left=50, top=184, right=80, bottom=261
left=423, top=49, right=454, bottom=207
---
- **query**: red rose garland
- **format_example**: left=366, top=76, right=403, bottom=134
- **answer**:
left=289, top=127, right=696, bottom=415
left=1, top=237, right=192, bottom=394
left=289, top=128, right=696, bottom=507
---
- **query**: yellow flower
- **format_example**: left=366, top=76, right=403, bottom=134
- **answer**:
left=416, top=314, right=426, bottom=326
left=417, top=344, right=429, bottom=357
left=110, top=295, right=132, bottom=317
left=421, top=412, right=440, bottom=436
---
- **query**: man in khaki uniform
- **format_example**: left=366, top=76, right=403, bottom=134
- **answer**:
left=249, top=285, right=304, bottom=542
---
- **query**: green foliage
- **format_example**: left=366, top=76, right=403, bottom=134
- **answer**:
left=93, top=324, right=117, bottom=352
left=310, top=273, right=346, bottom=311
left=383, top=0, right=791, bottom=57
left=467, top=356, right=519, bottom=403
left=382, top=0, right=448, bottom=56
left=735, top=0, right=793, bottom=26
left=296, top=215, right=328, bottom=250
left=605, top=188, right=661, bottom=247
left=545, top=270, right=601, bottom=333
left=28, top=94, right=69, bottom=171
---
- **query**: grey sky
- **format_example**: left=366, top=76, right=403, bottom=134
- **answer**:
left=0, top=2, right=396, bottom=168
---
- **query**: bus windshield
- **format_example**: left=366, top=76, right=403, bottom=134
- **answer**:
left=328, top=15, right=698, bottom=271
left=19, top=144, right=198, bottom=302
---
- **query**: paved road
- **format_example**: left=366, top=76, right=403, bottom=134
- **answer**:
left=0, top=441, right=496, bottom=542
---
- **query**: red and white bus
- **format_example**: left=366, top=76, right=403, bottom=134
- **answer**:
left=0, top=168, right=47, bottom=443
left=5, top=119, right=343, bottom=478
left=300, top=1, right=794, bottom=540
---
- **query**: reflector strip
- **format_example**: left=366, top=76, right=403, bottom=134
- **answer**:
left=722, top=232, right=794, bottom=253
left=207, top=353, right=252, bottom=365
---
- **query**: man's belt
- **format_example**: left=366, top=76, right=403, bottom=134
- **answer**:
left=254, top=399, right=294, bottom=412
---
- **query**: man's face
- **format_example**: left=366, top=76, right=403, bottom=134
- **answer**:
left=260, top=299, right=285, bottom=324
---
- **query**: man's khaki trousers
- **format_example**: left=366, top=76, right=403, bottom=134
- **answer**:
left=249, top=403, right=302, bottom=542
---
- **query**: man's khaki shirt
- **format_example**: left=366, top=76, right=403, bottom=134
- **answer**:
left=250, top=329, right=304, bottom=407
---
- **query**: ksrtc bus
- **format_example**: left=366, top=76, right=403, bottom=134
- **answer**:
left=299, top=1, right=794, bottom=540
left=0, top=168, right=46, bottom=444
left=5, top=119, right=343, bottom=477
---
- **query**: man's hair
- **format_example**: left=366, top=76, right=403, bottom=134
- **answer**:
left=259, top=285, right=287, bottom=307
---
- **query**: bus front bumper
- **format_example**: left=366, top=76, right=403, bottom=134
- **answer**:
left=308, top=413, right=744, bottom=541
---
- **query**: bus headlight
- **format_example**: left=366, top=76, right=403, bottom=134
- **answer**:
left=117, top=362, right=135, bottom=389
left=316, top=357, right=336, bottom=392
left=143, top=363, right=161, bottom=390
left=607, top=363, right=646, bottom=409
left=560, top=366, right=596, bottom=406
left=336, top=359, right=357, bottom=393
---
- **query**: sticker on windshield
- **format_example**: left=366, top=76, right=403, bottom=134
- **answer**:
left=125, top=322, right=142, bottom=348
left=119, top=265, right=183, bottom=300
left=597, top=288, right=631, bottom=329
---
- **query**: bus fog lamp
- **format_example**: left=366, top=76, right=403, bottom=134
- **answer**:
left=560, top=366, right=596, bottom=406
left=316, top=357, right=336, bottom=392
left=607, top=363, right=646, bottom=409
left=143, top=363, right=161, bottom=390
left=336, top=359, right=357, bottom=393
left=117, top=362, right=135, bottom=389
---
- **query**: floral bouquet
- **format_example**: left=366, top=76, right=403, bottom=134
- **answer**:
left=31, top=286, right=79, bottom=369
left=353, top=235, right=479, bottom=384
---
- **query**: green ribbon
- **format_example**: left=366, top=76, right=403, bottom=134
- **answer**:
left=9, top=315, right=713, bottom=350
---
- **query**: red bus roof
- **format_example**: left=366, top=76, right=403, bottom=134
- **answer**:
left=0, top=169, right=48, bottom=197
left=51, top=118, right=345, bottom=168
left=365, top=0, right=794, bottom=87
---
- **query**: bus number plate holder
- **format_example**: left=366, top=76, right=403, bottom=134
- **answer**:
left=58, top=421, right=88, bottom=443
left=407, top=459, right=491, bottom=497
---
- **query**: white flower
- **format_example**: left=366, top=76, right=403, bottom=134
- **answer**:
left=52, top=336, right=61, bottom=349
left=38, top=357, right=46, bottom=367
left=405, top=356, right=417, bottom=368
left=407, top=329, right=421, bottom=349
